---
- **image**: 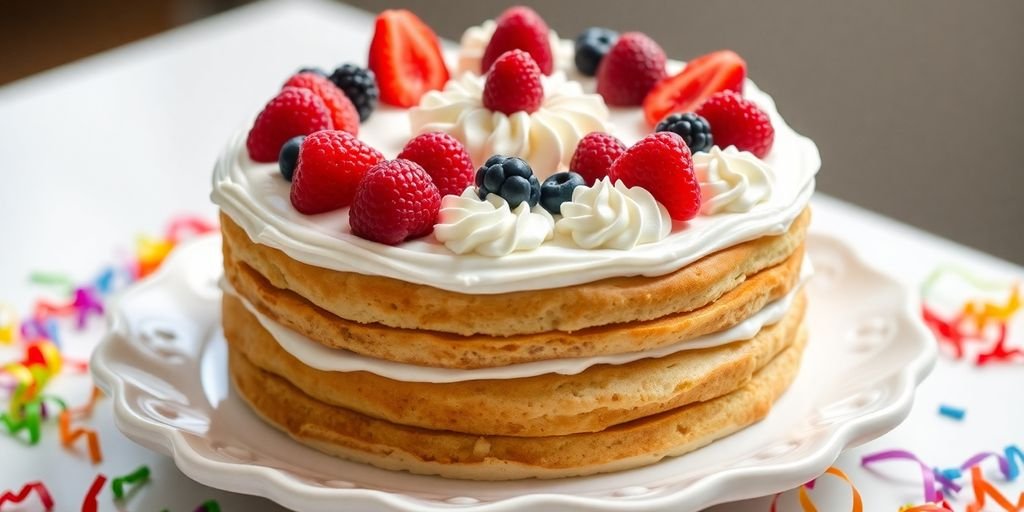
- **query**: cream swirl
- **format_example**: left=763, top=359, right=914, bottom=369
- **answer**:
left=408, top=72, right=609, bottom=179
left=456, top=19, right=575, bottom=75
left=556, top=178, right=672, bottom=250
left=694, top=146, right=776, bottom=215
left=434, top=188, right=554, bottom=256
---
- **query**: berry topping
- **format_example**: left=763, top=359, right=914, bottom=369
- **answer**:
left=569, top=132, right=627, bottom=184
left=481, top=6, right=554, bottom=75
left=643, top=50, right=746, bottom=126
left=284, top=72, right=359, bottom=135
left=290, top=130, right=385, bottom=214
left=609, top=132, right=700, bottom=221
left=349, top=159, right=441, bottom=245
left=369, top=9, right=449, bottom=107
left=297, top=67, right=327, bottom=76
left=540, top=171, right=585, bottom=215
left=574, top=27, right=618, bottom=77
left=696, top=91, right=775, bottom=158
left=398, top=132, right=475, bottom=197
left=246, top=87, right=333, bottom=163
left=655, top=112, right=714, bottom=153
left=596, top=32, right=666, bottom=106
left=475, top=155, right=541, bottom=209
left=329, top=64, right=379, bottom=122
left=482, top=50, right=544, bottom=115
left=278, top=135, right=305, bottom=181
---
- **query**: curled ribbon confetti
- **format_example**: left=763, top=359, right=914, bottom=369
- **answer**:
left=111, top=465, right=151, bottom=500
left=58, top=388, right=104, bottom=464
left=0, top=481, right=54, bottom=511
left=81, top=474, right=107, bottom=512
left=4, top=340, right=62, bottom=418
left=0, top=399, right=43, bottom=444
left=0, top=303, right=18, bottom=345
left=966, top=465, right=1024, bottom=512
left=770, top=466, right=863, bottom=512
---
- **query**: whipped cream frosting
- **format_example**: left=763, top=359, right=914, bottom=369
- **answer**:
left=695, top=146, right=775, bottom=215
left=556, top=178, right=671, bottom=250
left=435, top=188, right=555, bottom=256
left=456, top=19, right=575, bottom=76
left=408, top=72, right=609, bottom=177
left=222, top=258, right=811, bottom=382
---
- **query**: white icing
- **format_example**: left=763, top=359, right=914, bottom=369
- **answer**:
left=695, top=146, right=775, bottom=215
left=222, top=259, right=811, bottom=382
left=434, top=188, right=554, bottom=256
left=408, top=72, right=609, bottom=177
left=456, top=19, right=575, bottom=76
left=556, top=178, right=671, bottom=250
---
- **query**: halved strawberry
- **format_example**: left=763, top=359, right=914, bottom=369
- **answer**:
left=369, top=10, right=450, bottom=108
left=642, top=50, right=746, bottom=127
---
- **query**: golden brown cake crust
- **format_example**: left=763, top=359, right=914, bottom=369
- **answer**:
left=223, top=292, right=804, bottom=436
left=220, top=208, right=809, bottom=336
left=229, top=329, right=805, bottom=480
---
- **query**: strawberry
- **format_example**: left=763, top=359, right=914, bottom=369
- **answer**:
left=398, top=132, right=475, bottom=197
left=290, top=130, right=385, bottom=214
left=696, top=91, right=775, bottom=158
left=482, top=50, right=544, bottom=115
left=349, top=159, right=441, bottom=245
left=368, top=9, right=450, bottom=108
left=569, top=132, right=626, bottom=184
left=481, top=6, right=554, bottom=75
left=643, top=50, right=746, bottom=126
left=596, top=32, right=666, bottom=106
left=609, top=132, right=700, bottom=221
left=246, top=87, right=333, bottom=163
left=284, top=72, right=360, bottom=135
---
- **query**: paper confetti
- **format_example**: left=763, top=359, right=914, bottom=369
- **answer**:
left=0, top=481, right=54, bottom=511
left=81, top=474, right=107, bottom=512
left=965, top=465, right=1024, bottom=511
left=938, top=404, right=966, bottom=421
left=770, top=466, right=863, bottom=511
left=57, top=389, right=104, bottom=464
left=0, top=398, right=43, bottom=444
left=111, top=465, right=151, bottom=500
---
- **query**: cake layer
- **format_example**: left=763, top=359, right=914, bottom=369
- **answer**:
left=220, top=208, right=808, bottom=337
left=223, top=291, right=804, bottom=436
left=229, top=328, right=805, bottom=480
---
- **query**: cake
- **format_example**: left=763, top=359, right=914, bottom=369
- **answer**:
left=211, top=6, right=819, bottom=480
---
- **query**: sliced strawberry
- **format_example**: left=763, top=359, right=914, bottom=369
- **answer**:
left=642, top=50, right=746, bottom=127
left=368, top=10, right=450, bottom=108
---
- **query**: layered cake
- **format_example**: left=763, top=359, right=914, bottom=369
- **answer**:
left=211, top=6, right=819, bottom=479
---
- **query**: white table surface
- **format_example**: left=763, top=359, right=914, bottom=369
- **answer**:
left=1, top=1, right=1021, bottom=510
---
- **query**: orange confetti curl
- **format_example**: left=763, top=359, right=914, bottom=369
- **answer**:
left=57, top=388, right=104, bottom=464
left=770, top=466, right=863, bottom=512
left=966, top=465, right=1024, bottom=512
left=962, top=284, right=1021, bottom=330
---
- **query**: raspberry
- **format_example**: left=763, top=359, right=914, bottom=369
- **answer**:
left=481, top=6, right=553, bottom=75
left=349, top=159, right=441, bottom=245
left=696, top=91, right=775, bottom=158
left=482, top=50, right=544, bottom=115
left=397, top=132, right=475, bottom=197
left=289, top=130, right=384, bottom=214
left=609, top=132, right=700, bottom=221
left=284, top=72, right=359, bottom=135
left=596, top=32, right=666, bottom=106
left=246, top=87, right=333, bottom=163
left=569, top=132, right=627, bottom=184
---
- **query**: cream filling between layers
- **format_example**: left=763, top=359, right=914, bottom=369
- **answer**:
left=221, top=258, right=811, bottom=383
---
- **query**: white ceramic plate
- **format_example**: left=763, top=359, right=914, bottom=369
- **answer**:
left=92, top=233, right=935, bottom=512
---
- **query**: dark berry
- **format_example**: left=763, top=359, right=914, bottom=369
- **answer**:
left=655, top=112, right=714, bottom=153
left=297, top=67, right=327, bottom=77
left=475, top=155, right=541, bottom=209
left=574, top=27, right=618, bottom=77
left=540, top=171, right=585, bottom=214
left=278, top=135, right=305, bottom=181
left=329, top=64, right=379, bottom=122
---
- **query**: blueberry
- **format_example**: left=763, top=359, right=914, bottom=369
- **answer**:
left=655, top=112, right=714, bottom=153
left=329, top=64, right=379, bottom=122
left=278, top=135, right=305, bottom=181
left=540, top=171, right=585, bottom=214
left=475, top=154, right=542, bottom=209
left=574, top=27, right=618, bottom=77
left=528, top=175, right=541, bottom=208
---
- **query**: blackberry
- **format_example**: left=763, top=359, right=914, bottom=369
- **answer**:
left=297, top=67, right=327, bottom=77
left=329, top=64, right=379, bottom=122
left=574, top=27, right=618, bottom=77
left=540, top=171, right=585, bottom=215
left=474, top=155, right=540, bottom=209
left=278, top=135, right=305, bottom=181
left=655, top=112, right=713, bottom=153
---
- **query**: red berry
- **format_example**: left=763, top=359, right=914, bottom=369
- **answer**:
left=368, top=9, right=450, bottom=108
left=397, top=132, right=475, bottom=197
left=290, top=130, right=385, bottom=214
left=696, top=91, right=775, bottom=158
left=349, top=159, right=441, bottom=245
left=596, top=32, right=666, bottom=106
left=481, top=6, right=553, bottom=75
left=643, top=50, right=746, bottom=126
left=610, top=132, right=700, bottom=221
left=246, top=87, right=333, bottom=162
left=284, top=72, right=360, bottom=135
left=569, top=132, right=626, bottom=184
left=482, top=50, right=544, bottom=115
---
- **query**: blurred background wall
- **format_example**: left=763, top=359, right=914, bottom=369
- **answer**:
left=2, top=0, right=1021, bottom=263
